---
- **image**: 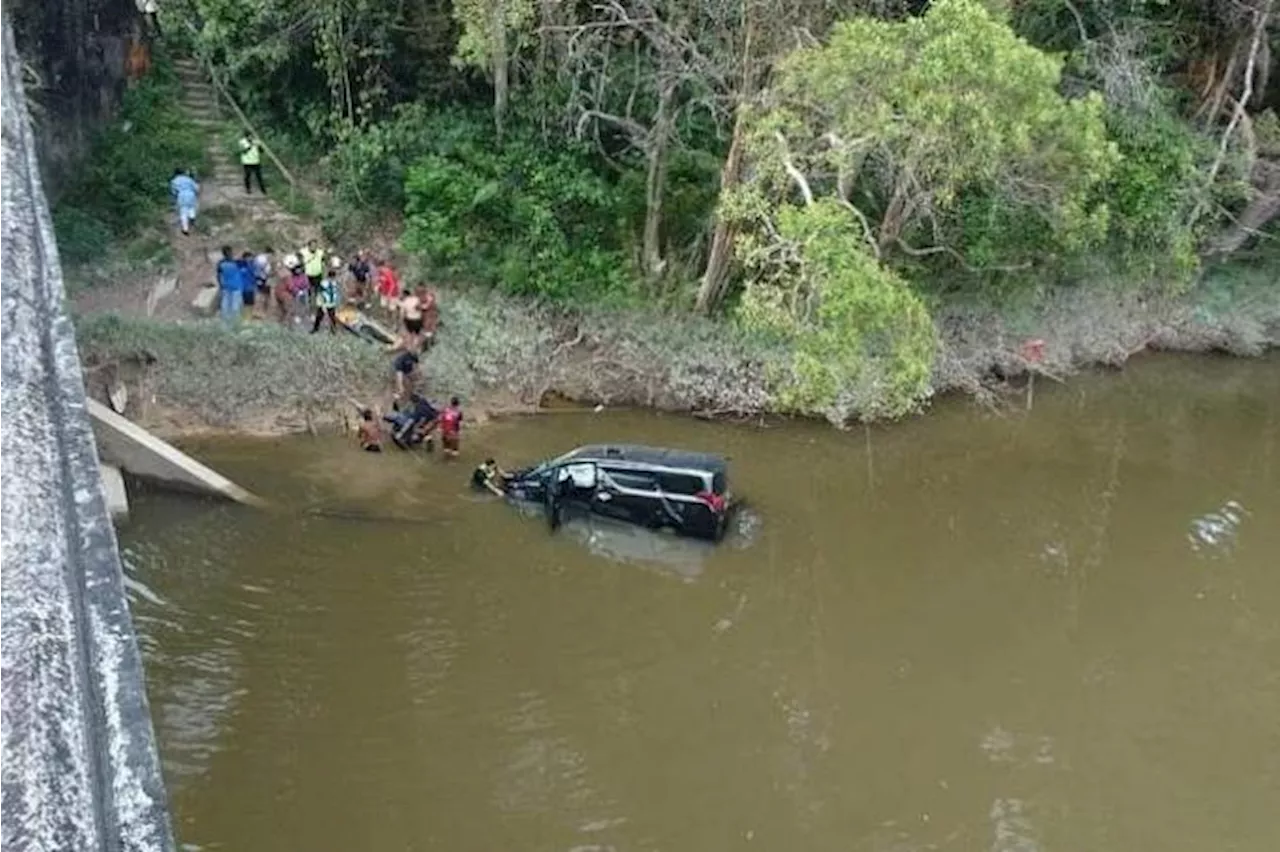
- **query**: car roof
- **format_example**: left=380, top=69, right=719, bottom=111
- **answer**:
left=560, top=444, right=727, bottom=474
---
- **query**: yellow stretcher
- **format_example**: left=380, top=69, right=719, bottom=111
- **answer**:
left=335, top=305, right=397, bottom=346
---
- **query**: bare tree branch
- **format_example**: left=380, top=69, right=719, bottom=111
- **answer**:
left=895, top=238, right=1033, bottom=274
left=774, top=131, right=814, bottom=205
left=1188, top=0, right=1273, bottom=228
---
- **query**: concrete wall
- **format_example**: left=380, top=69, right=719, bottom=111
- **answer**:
left=9, top=0, right=140, bottom=194
left=1, top=20, right=175, bottom=852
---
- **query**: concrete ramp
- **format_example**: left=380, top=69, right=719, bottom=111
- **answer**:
left=87, top=398, right=264, bottom=506
left=2, top=21, right=175, bottom=852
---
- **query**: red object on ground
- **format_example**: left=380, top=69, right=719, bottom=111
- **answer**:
left=1021, top=338, right=1046, bottom=363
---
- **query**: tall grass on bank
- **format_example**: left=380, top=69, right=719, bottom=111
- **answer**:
left=74, top=276, right=1278, bottom=432
left=72, top=294, right=799, bottom=425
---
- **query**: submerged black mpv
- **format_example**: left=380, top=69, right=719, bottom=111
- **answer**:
left=504, top=444, right=733, bottom=541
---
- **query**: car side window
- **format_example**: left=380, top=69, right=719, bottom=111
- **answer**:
left=656, top=472, right=705, bottom=495
left=560, top=463, right=597, bottom=489
left=602, top=467, right=657, bottom=492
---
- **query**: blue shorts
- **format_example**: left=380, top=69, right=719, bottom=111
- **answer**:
left=393, top=352, right=419, bottom=375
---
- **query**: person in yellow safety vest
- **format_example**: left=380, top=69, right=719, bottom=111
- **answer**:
left=238, top=134, right=266, bottom=195
left=300, top=239, right=327, bottom=297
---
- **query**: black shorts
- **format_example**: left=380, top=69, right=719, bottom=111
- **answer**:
left=404, top=316, right=424, bottom=335
left=242, top=289, right=256, bottom=306
left=255, top=279, right=270, bottom=294
left=393, top=352, right=419, bottom=375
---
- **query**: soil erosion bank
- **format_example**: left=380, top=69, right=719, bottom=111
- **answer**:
left=73, top=271, right=1279, bottom=439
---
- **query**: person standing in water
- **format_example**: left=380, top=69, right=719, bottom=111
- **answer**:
left=439, top=396, right=463, bottom=459
left=239, top=133, right=266, bottom=194
left=357, top=409, right=382, bottom=452
left=168, top=167, right=199, bottom=235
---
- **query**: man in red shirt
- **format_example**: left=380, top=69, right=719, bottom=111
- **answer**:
left=439, top=396, right=463, bottom=458
left=376, top=258, right=401, bottom=313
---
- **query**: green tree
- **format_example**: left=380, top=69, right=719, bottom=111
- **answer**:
left=736, top=199, right=936, bottom=419
left=451, top=0, right=537, bottom=142
left=744, top=0, right=1119, bottom=281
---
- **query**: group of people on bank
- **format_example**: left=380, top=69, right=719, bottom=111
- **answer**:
left=186, top=135, right=485, bottom=480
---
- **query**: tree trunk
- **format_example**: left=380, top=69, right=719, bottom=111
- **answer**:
left=492, top=0, right=509, bottom=144
left=877, top=177, right=910, bottom=253
left=642, top=81, right=676, bottom=284
left=1204, top=159, right=1280, bottom=256
left=696, top=107, right=748, bottom=314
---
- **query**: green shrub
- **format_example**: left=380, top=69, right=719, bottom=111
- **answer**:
left=1100, top=102, right=1207, bottom=287
left=401, top=113, right=634, bottom=303
left=53, top=206, right=114, bottom=267
left=53, top=57, right=207, bottom=265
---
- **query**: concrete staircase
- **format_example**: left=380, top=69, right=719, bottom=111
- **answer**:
left=153, top=55, right=316, bottom=320
left=171, top=56, right=266, bottom=206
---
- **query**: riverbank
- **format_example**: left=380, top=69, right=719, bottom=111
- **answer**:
left=73, top=267, right=1279, bottom=439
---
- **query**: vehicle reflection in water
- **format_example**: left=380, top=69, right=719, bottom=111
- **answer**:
left=508, top=500, right=762, bottom=580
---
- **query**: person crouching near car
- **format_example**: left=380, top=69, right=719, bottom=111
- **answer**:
left=472, top=458, right=509, bottom=496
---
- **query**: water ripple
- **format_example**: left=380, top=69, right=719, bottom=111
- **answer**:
left=1188, top=500, right=1248, bottom=556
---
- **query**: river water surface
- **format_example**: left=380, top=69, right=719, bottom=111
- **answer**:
left=121, top=355, right=1280, bottom=852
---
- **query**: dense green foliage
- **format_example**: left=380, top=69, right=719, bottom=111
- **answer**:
left=401, top=120, right=633, bottom=302
left=99, top=0, right=1279, bottom=417
left=737, top=200, right=937, bottom=416
left=53, top=56, right=207, bottom=266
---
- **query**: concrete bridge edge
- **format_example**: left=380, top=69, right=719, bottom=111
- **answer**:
left=2, top=17, right=176, bottom=852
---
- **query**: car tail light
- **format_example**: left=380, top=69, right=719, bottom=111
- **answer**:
left=696, top=491, right=726, bottom=514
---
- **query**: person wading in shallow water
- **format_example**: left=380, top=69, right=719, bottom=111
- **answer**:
left=357, top=409, right=382, bottom=452
left=439, top=396, right=463, bottom=459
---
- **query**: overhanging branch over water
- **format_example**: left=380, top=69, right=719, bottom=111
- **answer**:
left=1, top=17, right=176, bottom=852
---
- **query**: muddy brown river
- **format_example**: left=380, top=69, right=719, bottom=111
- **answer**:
left=121, top=355, right=1279, bottom=852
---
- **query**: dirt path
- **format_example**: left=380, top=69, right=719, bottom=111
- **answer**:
left=71, top=56, right=320, bottom=321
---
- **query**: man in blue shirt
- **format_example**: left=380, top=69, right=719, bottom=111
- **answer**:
left=237, top=251, right=258, bottom=315
left=215, top=245, right=244, bottom=325
left=169, top=168, right=200, bottom=235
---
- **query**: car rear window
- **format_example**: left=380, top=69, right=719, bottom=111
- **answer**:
left=657, top=472, right=707, bottom=495
left=712, top=472, right=727, bottom=495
